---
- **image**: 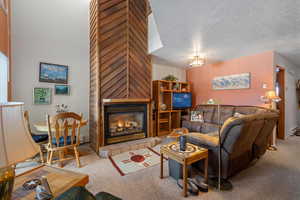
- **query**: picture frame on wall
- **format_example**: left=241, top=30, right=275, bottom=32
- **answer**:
left=212, top=73, right=250, bottom=90
left=55, top=84, right=70, bottom=95
left=33, top=87, right=52, bottom=105
left=39, top=62, right=68, bottom=84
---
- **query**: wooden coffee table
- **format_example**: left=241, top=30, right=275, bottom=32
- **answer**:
left=12, top=165, right=89, bottom=200
left=160, top=142, right=208, bottom=197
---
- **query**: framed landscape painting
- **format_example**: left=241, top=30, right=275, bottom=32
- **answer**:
left=55, top=85, right=70, bottom=95
left=33, top=87, right=51, bottom=105
left=212, top=73, right=250, bottom=90
left=39, top=62, right=68, bottom=84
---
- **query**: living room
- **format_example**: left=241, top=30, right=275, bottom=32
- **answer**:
left=1, top=0, right=300, bottom=199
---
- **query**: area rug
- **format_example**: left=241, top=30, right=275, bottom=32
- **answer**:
left=109, top=147, right=165, bottom=176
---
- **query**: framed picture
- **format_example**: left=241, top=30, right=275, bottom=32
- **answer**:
left=39, top=62, right=68, bottom=84
left=33, top=87, right=52, bottom=105
left=55, top=85, right=70, bottom=95
left=212, top=73, right=250, bottom=90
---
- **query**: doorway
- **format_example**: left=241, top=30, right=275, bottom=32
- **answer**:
left=276, top=66, right=285, bottom=139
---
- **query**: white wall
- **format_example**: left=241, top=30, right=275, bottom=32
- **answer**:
left=274, top=52, right=300, bottom=138
left=148, top=13, right=163, bottom=54
left=152, top=62, right=186, bottom=82
left=11, top=0, right=90, bottom=142
left=0, top=52, right=8, bottom=102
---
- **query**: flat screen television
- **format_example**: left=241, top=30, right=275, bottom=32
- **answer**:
left=173, top=92, right=192, bottom=109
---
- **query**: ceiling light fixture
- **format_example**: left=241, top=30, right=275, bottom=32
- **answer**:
left=190, top=54, right=206, bottom=67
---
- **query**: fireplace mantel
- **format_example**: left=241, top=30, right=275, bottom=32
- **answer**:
left=103, top=99, right=151, bottom=104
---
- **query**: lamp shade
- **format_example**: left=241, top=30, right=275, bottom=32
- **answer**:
left=0, top=102, right=39, bottom=168
left=265, top=90, right=276, bottom=99
left=265, top=90, right=281, bottom=102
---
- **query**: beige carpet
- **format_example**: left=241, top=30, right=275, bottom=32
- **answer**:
left=17, top=136, right=300, bottom=200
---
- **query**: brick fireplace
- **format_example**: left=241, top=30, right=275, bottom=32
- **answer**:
left=102, top=99, right=151, bottom=146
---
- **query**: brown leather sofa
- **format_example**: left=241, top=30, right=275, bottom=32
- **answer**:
left=182, top=105, right=279, bottom=179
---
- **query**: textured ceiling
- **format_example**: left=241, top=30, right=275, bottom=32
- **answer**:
left=149, top=0, right=300, bottom=67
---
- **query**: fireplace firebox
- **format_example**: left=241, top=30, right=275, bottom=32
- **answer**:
left=104, top=103, right=147, bottom=145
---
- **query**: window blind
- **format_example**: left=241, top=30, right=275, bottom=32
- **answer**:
left=0, top=52, right=8, bottom=103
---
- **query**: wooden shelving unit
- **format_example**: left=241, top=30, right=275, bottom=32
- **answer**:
left=152, top=80, right=190, bottom=136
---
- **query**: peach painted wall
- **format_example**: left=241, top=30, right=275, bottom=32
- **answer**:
left=186, top=51, right=274, bottom=107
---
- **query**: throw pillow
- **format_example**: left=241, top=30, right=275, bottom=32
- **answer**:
left=191, top=111, right=204, bottom=122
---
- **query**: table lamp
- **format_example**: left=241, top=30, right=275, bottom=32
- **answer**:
left=261, top=90, right=281, bottom=109
left=260, top=91, right=281, bottom=151
left=0, top=102, right=40, bottom=200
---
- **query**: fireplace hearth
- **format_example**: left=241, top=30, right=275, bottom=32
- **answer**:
left=104, top=103, right=148, bottom=145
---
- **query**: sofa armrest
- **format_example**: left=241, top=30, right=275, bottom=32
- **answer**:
left=187, top=132, right=219, bottom=149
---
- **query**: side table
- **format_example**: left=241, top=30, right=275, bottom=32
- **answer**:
left=160, top=142, right=208, bottom=197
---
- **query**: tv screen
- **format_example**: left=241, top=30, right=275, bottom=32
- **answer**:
left=173, top=93, right=192, bottom=109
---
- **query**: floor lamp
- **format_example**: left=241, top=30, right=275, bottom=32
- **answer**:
left=209, top=104, right=233, bottom=191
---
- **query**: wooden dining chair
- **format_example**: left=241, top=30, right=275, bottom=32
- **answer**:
left=46, top=112, right=83, bottom=168
left=23, top=111, right=49, bottom=163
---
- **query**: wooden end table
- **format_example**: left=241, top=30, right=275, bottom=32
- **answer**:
left=160, top=142, right=208, bottom=197
left=12, top=165, right=89, bottom=200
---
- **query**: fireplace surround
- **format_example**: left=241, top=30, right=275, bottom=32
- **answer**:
left=104, top=103, right=147, bottom=145
left=102, top=99, right=151, bottom=145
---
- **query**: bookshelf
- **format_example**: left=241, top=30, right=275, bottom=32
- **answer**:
left=152, top=80, right=190, bottom=136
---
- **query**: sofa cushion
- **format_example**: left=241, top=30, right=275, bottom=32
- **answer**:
left=182, top=120, right=202, bottom=132
left=202, top=106, right=215, bottom=123
left=211, top=106, right=235, bottom=124
left=201, top=123, right=220, bottom=133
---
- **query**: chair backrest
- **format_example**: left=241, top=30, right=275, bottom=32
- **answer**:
left=23, top=110, right=33, bottom=135
left=47, top=112, right=83, bottom=148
